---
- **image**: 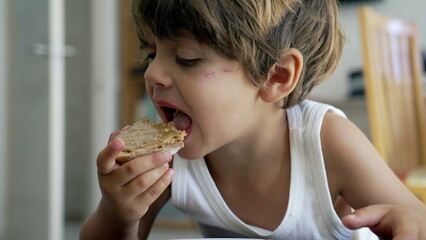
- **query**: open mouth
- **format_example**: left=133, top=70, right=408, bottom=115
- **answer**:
left=161, top=106, right=177, bottom=123
left=160, top=107, right=192, bottom=132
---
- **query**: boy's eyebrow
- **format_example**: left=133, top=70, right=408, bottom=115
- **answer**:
left=139, top=44, right=151, bottom=51
left=137, top=38, right=151, bottom=50
left=139, top=40, right=155, bottom=50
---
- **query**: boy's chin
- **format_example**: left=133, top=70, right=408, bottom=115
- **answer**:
left=176, top=149, right=204, bottom=160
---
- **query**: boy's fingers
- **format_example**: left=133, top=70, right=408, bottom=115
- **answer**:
left=342, top=205, right=384, bottom=229
left=391, top=211, right=420, bottom=240
left=115, top=151, right=172, bottom=186
left=392, top=222, right=418, bottom=240
left=108, top=131, right=121, bottom=143
left=107, top=125, right=129, bottom=143
left=135, top=168, right=174, bottom=206
left=343, top=205, right=422, bottom=239
left=97, top=139, right=124, bottom=175
left=121, top=163, right=170, bottom=199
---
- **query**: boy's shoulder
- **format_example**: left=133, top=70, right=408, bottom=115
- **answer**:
left=287, top=100, right=347, bottom=126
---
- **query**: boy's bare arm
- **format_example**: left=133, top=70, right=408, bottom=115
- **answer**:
left=79, top=199, right=139, bottom=240
left=138, top=186, right=172, bottom=239
left=321, top=112, right=426, bottom=238
left=80, top=187, right=171, bottom=240
left=320, top=113, right=423, bottom=209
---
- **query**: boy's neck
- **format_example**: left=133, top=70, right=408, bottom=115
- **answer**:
left=205, top=108, right=290, bottom=184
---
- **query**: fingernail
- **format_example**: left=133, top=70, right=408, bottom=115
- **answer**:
left=167, top=168, right=175, bottom=178
left=163, top=162, right=169, bottom=168
left=112, top=139, right=123, bottom=150
left=160, top=151, right=172, bottom=162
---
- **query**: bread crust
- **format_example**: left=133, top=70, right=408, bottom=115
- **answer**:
left=114, top=118, right=186, bottom=162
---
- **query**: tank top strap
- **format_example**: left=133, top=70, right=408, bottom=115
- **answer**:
left=287, top=100, right=353, bottom=239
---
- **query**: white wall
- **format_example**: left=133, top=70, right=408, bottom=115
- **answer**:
left=5, top=0, right=53, bottom=238
left=310, top=0, right=426, bottom=101
left=0, top=0, right=8, bottom=237
left=88, top=0, right=120, bottom=216
left=64, top=0, right=93, bottom=221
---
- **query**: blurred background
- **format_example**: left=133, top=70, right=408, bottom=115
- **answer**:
left=0, top=0, right=425, bottom=239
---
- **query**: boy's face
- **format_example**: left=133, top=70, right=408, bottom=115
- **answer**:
left=143, top=35, right=265, bottom=159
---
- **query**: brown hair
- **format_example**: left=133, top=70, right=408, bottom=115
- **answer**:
left=131, top=0, right=344, bottom=108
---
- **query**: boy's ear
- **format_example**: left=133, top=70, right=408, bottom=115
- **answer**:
left=259, top=48, right=303, bottom=103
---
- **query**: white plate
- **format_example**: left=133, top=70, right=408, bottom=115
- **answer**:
left=171, top=239, right=267, bottom=240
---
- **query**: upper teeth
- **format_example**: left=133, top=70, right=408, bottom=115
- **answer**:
left=174, top=110, right=180, bottom=117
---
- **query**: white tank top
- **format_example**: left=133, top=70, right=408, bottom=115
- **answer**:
left=172, top=100, right=354, bottom=239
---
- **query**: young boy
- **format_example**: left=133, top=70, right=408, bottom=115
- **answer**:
left=81, top=0, right=426, bottom=239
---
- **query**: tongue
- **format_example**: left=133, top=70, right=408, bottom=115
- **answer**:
left=173, top=111, right=192, bottom=131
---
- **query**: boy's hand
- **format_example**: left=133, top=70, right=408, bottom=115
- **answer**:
left=96, top=131, right=174, bottom=226
left=342, top=204, right=426, bottom=240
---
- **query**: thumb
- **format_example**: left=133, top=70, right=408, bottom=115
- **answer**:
left=342, top=205, right=387, bottom=230
left=97, top=138, right=124, bottom=175
left=342, top=205, right=424, bottom=240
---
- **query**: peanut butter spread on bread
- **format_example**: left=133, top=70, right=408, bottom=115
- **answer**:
left=115, top=118, right=186, bottom=162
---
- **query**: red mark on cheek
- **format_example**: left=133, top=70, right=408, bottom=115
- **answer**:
left=204, top=72, right=216, bottom=78
left=221, top=67, right=233, bottom=73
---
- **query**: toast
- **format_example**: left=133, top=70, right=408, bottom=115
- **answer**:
left=114, top=118, right=186, bottom=162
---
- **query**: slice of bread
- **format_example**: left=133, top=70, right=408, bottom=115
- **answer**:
left=115, top=118, right=186, bottom=162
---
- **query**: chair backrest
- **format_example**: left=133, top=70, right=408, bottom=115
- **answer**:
left=358, top=6, right=426, bottom=175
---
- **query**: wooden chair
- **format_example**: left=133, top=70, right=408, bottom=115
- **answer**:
left=358, top=6, right=426, bottom=203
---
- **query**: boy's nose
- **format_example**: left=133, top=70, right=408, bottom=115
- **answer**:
left=144, top=60, right=172, bottom=88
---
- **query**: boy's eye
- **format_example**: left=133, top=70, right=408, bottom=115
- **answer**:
left=145, top=53, right=156, bottom=61
left=176, top=56, right=200, bottom=67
